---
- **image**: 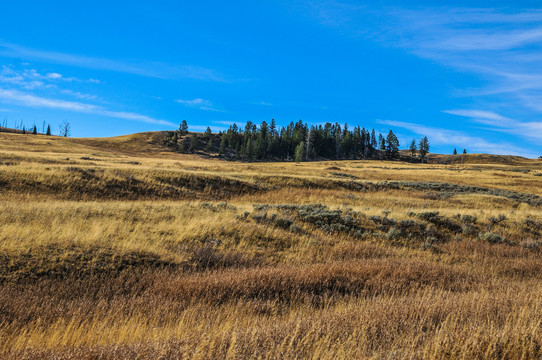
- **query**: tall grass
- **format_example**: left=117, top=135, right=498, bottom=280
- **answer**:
left=0, top=132, right=541, bottom=359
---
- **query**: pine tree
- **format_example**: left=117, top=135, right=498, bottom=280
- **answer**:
left=204, top=127, right=212, bottom=140
left=206, top=138, right=213, bottom=152
left=172, top=131, right=178, bottom=145
left=267, top=118, right=277, bottom=157
left=198, top=119, right=433, bottom=163
left=246, top=138, right=255, bottom=160
left=219, top=134, right=227, bottom=156
left=378, top=134, right=385, bottom=151
left=409, top=138, right=417, bottom=157
left=334, top=124, right=342, bottom=159
left=180, top=120, right=188, bottom=135
left=256, top=121, right=268, bottom=159
left=463, top=149, right=467, bottom=154
left=294, top=142, right=305, bottom=162
left=46, top=124, right=51, bottom=136
left=305, top=127, right=316, bottom=160
left=341, top=131, right=353, bottom=158
left=370, top=129, right=377, bottom=149
left=269, top=118, right=276, bottom=138
left=453, top=148, right=457, bottom=155
left=419, top=136, right=430, bottom=162
left=180, top=137, right=188, bottom=153
left=386, top=130, right=399, bottom=159
left=190, top=134, right=198, bottom=152
left=32, top=125, right=37, bottom=135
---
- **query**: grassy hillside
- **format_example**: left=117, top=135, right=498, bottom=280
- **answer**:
left=1, top=131, right=542, bottom=359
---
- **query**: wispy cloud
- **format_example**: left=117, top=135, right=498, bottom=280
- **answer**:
left=46, top=72, right=62, bottom=79
left=0, top=42, right=227, bottom=81
left=443, top=109, right=512, bottom=124
left=296, top=3, right=542, bottom=151
left=0, top=66, right=50, bottom=90
left=175, top=98, right=224, bottom=112
left=0, top=88, right=175, bottom=126
left=0, top=65, right=85, bottom=89
left=250, top=100, right=273, bottom=106
left=0, top=65, right=101, bottom=101
left=444, top=109, right=542, bottom=141
left=60, top=89, right=98, bottom=101
left=381, top=7, right=542, bottom=122
left=301, top=4, right=542, bottom=97
left=377, top=119, right=533, bottom=157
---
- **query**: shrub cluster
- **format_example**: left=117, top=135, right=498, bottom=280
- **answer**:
left=199, top=202, right=237, bottom=212
left=296, top=204, right=364, bottom=236
left=330, top=172, right=360, bottom=179
left=478, top=232, right=507, bottom=244
left=389, top=181, right=542, bottom=206
left=524, top=218, right=542, bottom=235
left=414, top=211, right=462, bottom=233
left=249, top=207, right=299, bottom=233
left=249, top=204, right=365, bottom=237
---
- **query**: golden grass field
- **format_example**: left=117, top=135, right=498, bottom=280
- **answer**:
left=1, top=131, right=542, bottom=359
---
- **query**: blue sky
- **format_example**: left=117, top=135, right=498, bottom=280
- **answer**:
left=0, top=1, right=541, bottom=157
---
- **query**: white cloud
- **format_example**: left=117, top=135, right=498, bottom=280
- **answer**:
left=382, top=7, right=542, bottom=122
left=377, top=119, right=534, bottom=157
left=175, top=98, right=224, bottom=112
left=0, top=88, right=175, bottom=126
left=444, top=109, right=542, bottom=141
left=46, top=72, right=62, bottom=79
left=0, top=66, right=47, bottom=90
left=296, top=3, right=542, bottom=150
left=0, top=66, right=85, bottom=89
left=60, top=89, right=98, bottom=101
left=442, top=109, right=513, bottom=127
left=0, top=65, right=104, bottom=102
left=0, top=41, right=227, bottom=81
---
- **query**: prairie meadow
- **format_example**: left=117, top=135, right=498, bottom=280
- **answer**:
left=1, top=131, right=542, bottom=359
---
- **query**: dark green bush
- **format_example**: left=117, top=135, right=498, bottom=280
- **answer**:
left=275, top=217, right=293, bottom=230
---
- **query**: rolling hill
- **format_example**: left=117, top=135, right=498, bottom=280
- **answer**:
left=1, top=130, right=541, bottom=359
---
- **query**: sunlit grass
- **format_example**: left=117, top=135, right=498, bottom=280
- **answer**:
left=1, top=131, right=541, bottom=359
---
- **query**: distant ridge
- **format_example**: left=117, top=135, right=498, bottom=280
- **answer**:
left=0, top=129, right=537, bottom=165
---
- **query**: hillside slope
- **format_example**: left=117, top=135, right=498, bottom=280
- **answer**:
left=1, top=130, right=538, bottom=166
left=1, top=130, right=542, bottom=358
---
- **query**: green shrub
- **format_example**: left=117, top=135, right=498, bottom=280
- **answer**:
left=252, top=212, right=268, bottom=224
left=478, top=232, right=506, bottom=244
left=461, top=215, right=477, bottom=224
left=416, top=211, right=462, bottom=233
left=462, top=224, right=476, bottom=236
left=275, top=217, right=293, bottom=230
left=386, top=227, right=401, bottom=241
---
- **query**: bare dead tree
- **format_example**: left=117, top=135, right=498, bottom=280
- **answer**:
left=59, top=120, right=71, bottom=137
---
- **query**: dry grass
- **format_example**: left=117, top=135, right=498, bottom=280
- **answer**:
left=1, top=131, right=542, bottom=359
